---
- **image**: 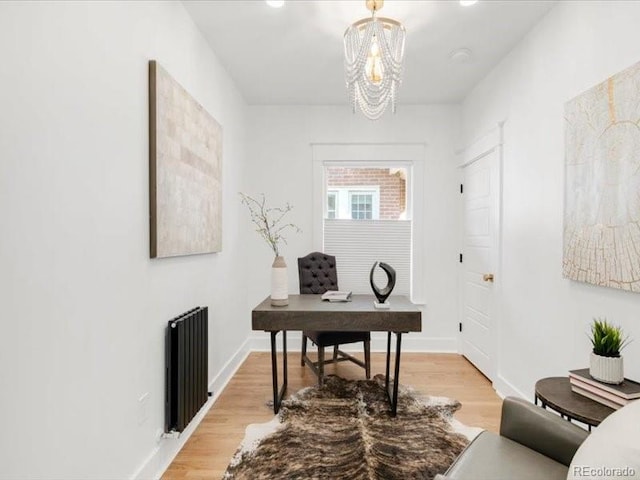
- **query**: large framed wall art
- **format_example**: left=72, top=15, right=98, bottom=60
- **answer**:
left=149, top=60, right=222, bottom=258
left=563, top=61, right=640, bottom=292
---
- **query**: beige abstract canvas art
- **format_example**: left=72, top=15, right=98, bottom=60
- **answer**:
left=564, top=61, right=640, bottom=292
left=149, top=60, right=222, bottom=258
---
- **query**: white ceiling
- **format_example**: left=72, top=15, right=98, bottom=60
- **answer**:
left=183, top=0, right=555, bottom=105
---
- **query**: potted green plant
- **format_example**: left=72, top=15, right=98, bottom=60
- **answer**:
left=589, top=318, right=630, bottom=384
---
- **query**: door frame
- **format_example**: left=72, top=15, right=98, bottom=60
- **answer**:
left=457, top=122, right=504, bottom=383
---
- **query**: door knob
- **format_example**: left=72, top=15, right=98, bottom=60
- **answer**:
left=483, top=273, right=494, bottom=282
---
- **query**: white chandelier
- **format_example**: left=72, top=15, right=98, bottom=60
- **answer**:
left=344, top=0, right=406, bottom=120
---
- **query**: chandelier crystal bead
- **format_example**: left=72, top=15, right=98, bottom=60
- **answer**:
left=344, top=1, right=406, bottom=120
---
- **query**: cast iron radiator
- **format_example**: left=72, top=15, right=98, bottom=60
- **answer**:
left=165, top=306, right=208, bottom=433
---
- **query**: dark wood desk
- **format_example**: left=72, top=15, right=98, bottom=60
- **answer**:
left=535, top=377, right=615, bottom=430
left=252, top=294, right=422, bottom=416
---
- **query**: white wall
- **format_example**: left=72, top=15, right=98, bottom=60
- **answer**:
left=9, top=0, right=640, bottom=476
left=246, top=105, right=462, bottom=351
left=0, top=2, right=249, bottom=479
left=461, top=1, right=640, bottom=398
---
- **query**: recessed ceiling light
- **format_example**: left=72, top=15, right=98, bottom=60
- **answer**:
left=449, top=48, right=473, bottom=64
left=460, top=0, right=478, bottom=6
left=266, top=0, right=285, bottom=7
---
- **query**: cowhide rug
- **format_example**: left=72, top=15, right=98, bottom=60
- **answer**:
left=223, top=374, right=482, bottom=480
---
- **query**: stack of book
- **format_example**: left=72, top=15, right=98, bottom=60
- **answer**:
left=569, top=368, right=640, bottom=410
left=321, top=290, right=352, bottom=302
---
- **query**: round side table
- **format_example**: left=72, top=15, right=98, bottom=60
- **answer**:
left=535, top=377, right=615, bottom=431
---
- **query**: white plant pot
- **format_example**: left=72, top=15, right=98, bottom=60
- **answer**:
left=589, top=352, right=624, bottom=384
left=270, top=255, right=288, bottom=307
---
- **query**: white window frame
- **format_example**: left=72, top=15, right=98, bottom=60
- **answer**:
left=348, top=189, right=377, bottom=220
left=311, top=143, right=426, bottom=303
left=327, top=190, right=338, bottom=219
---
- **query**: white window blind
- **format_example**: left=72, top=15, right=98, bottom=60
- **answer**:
left=324, top=219, right=411, bottom=295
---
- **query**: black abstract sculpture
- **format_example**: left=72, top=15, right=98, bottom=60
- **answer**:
left=369, top=261, right=396, bottom=304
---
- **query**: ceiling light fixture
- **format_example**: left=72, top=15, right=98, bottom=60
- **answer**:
left=344, top=0, right=406, bottom=120
left=265, top=0, right=285, bottom=8
left=460, top=0, right=478, bottom=6
left=449, top=48, right=473, bottom=64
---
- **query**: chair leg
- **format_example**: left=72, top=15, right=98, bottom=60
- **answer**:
left=333, top=345, right=339, bottom=362
left=301, top=335, right=307, bottom=366
left=318, top=346, right=325, bottom=386
left=364, top=339, right=371, bottom=379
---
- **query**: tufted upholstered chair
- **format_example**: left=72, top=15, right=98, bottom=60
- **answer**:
left=297, top=252, right=371, bottom=385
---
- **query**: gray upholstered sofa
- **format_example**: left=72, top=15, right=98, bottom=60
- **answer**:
left=437, top=395, right=640, bottom=480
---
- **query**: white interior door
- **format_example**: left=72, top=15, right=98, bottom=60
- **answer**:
left=460, top=148, right=500, bottom=380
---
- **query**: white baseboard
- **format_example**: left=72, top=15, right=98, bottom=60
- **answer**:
left=131, top=338, right=252, bottom=480
left=253, top=332, right=530, bottom=401
left=249, top=332, right=458, bottom=353
left=493, top=373, right=531, bottom=401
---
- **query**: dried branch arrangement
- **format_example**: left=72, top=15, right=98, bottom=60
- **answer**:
left=239, top=193, right=301, bottom=257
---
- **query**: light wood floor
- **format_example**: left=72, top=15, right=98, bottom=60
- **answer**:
left=163, top=352, right=502, bottom=479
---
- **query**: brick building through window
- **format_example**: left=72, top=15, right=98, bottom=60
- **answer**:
left=325, top=167, right=407, bottom=220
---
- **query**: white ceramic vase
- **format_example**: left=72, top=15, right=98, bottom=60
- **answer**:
left=589, top=352, right=624, bottom=384
left=270, top=255, right=288, bottom=307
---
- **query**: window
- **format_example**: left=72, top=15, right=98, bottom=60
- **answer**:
left=312, top=143, right=425, bottom=303
left=350, top=192, right=373, bottom=219
left=325, top=186, right=380, bottom=220
left=324, top=167, right=404, bottom=221
left=322, top=166, right=411, bottom=295
left=327, top=191, right=337, bottom=219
